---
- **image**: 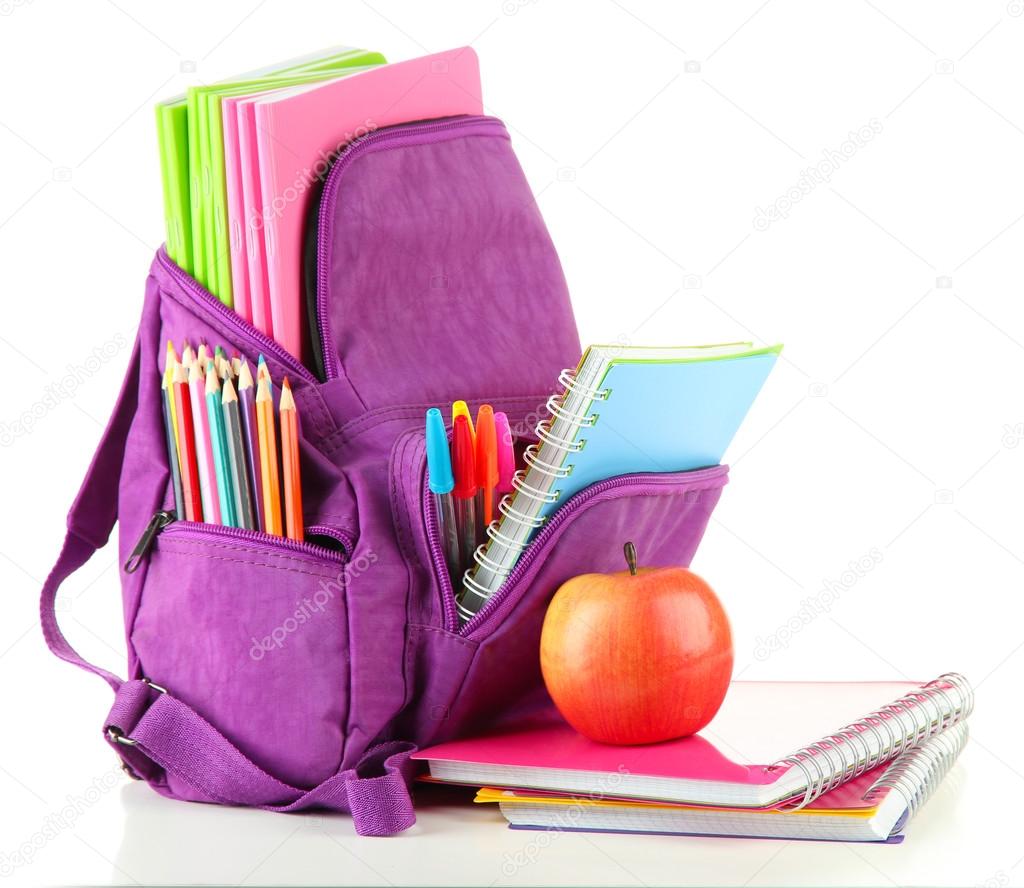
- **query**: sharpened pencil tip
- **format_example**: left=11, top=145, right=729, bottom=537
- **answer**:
left=279, top=378, right=295, bottom=411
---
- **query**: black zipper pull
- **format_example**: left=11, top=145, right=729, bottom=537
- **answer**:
left=124, top=510, right=175, bottom=574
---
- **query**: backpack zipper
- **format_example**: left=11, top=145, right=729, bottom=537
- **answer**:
left=315, top=115, right=508, bottom=381
left=124, top=510, right=175, bottom=573
left=124, top=510, right=350, bottom=573
left=424, top=465, right=730, bottom=636
left=156, top=249, right=316, bottom=385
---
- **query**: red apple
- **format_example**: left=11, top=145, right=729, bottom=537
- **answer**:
left=540, top=542, right=733, bottom=745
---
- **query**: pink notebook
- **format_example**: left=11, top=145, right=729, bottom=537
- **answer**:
left=222, top=91, right=265, bottom=325
left=413, top=676, right=971, bottom=809
left=252, top=47, right=483, bottom=361
left=222, top=66, right=382, bottom=328
left=235, top=96, right=272, bottom=336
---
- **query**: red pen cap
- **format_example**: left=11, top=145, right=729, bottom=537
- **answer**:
left=452, top=414, right=477, bottom=500
left=475, top=405, right=498, bottom=492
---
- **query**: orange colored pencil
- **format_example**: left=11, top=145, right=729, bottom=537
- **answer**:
left=172, top=360, right=203, bottom=522
left=279, top=378, right=304, bottom=541
left=255, top=377, right=283, bottom=536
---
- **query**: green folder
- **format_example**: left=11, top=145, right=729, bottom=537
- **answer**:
left=155, top=99, right=189, bottom=270
left=156, top=47, right=386, bottom=302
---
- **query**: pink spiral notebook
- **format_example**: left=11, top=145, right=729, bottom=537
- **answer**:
left=414, top=675, right=972, bottom=810
left=247, top=47, right=483, bottom=361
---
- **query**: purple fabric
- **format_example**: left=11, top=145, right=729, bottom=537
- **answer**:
left=104, top=681, right=415, bottom=835
left=40, top=116, right=727, bottom=836
left=319, top=117, right=580, bottom=423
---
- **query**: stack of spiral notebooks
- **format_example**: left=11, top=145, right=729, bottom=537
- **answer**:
left=414, top=675, right=973, bottom=843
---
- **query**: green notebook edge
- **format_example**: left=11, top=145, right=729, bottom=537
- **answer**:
left=155, top=47, right=386, bottom=301
left=204, top=51, right=387, bottom=309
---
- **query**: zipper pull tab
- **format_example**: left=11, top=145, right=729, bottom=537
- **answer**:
left=124, top=510, right=175, bottom=574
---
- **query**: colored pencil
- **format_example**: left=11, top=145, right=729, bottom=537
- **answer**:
left=161, top=363, right=185, bottom=517
left=206, top=362, right=237, bottom=526
left=222, top=376, right=256, bottom=530
left=188, top=359, right=219, bottom=523
left=279, top=378, right=304, bottom=541
left=256, top=354, right=272, bottom=399
left=256, top=376, right=283, bottom=535
left=165, top=342, right=181, bottom=458
left=231, top=353, right=242, bottom=378
left=196, top=342, right=209, bottom=368
left=172, top=360, right=203, bottom=522
left=181, top=342, right=195, bottom=367
left=237, top=360, right=265, bottom=532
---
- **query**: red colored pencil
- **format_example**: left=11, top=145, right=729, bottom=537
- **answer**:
left=172, top=360, right=204, bottom=522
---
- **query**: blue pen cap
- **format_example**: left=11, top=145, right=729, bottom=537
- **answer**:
left=425, top=408, right=455, bottom=495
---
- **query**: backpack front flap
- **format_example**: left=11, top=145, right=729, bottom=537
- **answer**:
left=313, top=115, right=580, bottom=426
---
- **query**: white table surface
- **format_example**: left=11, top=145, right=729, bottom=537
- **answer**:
left=4, top=737, right=1018, bottom=888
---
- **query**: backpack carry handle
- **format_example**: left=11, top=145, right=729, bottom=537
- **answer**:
left=40, top=329, right=418, bottom=835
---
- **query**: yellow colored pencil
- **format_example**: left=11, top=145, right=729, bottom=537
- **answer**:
left=165, top=341, right=181, bottom=460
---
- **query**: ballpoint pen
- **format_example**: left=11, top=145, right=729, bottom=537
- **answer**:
left=426, top=408, right=460, bottom=581
left=494, top=410, right=516, bottom=497
left=451, top=414, right=478, bottom=579
left=452, top=399, right=475, bottom=446
left=475, top=404, right=498, bottom=539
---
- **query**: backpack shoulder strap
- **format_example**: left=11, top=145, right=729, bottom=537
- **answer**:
left=41, top=319, right=416, bottom=836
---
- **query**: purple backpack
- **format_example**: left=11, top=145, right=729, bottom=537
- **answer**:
left=42, top=116, right=729, bottom=835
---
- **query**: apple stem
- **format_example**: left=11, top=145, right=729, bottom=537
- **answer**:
left=624, top=541, right=638, bottom=576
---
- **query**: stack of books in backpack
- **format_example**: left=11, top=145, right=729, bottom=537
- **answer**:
left=156, top=46, right=482, bottom=364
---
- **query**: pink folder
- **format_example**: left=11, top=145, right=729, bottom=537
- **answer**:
left=253, top=47, right=483, bottom=361
left=222, top=91, right=268, bottom=325
left=235, top=95, right=272, bottom=337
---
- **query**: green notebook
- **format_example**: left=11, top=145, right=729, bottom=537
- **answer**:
left=156, top=47, right=386, bottom=301
left=155, top=99, right=189, bottom=269
left=199, top=55, right=385, bottom=306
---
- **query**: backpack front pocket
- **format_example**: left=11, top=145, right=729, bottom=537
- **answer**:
left=390, top=417, right=730, bottom=746
left=129, top=520, right=351, bottom=793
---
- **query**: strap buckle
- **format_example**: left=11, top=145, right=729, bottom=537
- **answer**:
left=106, top=678, right=166, bottom=746
left=107, top=725, right=137, bottom=747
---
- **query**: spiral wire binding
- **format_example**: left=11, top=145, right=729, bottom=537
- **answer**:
left=863, top=721, right=969, bottom=820
left=773, top=673, right=973, bottom=810
left=462, top=369, right=603, bottom=616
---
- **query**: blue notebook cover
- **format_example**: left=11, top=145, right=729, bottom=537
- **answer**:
left=542, top=348, right=780, bottom=520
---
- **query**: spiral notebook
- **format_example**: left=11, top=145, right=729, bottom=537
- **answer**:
left=413, top=675, right=973, bottom=811
left=476, top=723, right=968, bottom=842
left=462, top=342, right=782, bottom=616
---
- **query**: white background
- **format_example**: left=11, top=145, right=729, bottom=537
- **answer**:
left=1, top=1, right=1022, bottom=885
